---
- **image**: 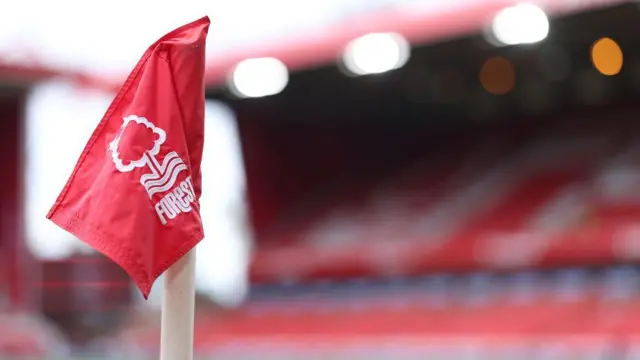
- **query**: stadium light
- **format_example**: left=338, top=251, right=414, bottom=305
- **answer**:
left=591, top=37, right=623, bottom=76
left=490, top=4, right=549, bottom=46
left=228, top=57, right=289, bottom=98
left=342, top=32, right=410, bottom=76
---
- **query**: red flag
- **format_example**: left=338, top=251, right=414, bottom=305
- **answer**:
left=46, top=16, right=210, bottom=298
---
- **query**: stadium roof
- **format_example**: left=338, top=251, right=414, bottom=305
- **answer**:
left=0, top=0, right=628, bottom=90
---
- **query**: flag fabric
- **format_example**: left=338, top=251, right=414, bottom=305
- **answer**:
left=47, top=16, right=211, bottom=298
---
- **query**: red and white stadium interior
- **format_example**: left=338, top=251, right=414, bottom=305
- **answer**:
left=2, top=0, right=640, bottom=358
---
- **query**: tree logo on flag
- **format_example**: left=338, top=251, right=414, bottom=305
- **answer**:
left=109, top=115, right=188, bottom=199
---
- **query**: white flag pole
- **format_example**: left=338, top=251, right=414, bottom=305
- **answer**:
left=160, top=249, right=197, bottom=360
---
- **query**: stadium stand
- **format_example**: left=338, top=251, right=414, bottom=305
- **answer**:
left=249, top=116, right=640, bottom=282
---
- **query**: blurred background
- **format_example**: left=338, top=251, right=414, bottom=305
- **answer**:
left=2, top=0, right=640, bottom=358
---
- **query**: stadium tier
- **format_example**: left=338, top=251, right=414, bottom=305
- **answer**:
left=102, top=267, right=640, bottom=357
left=247, top=113, right=640, bottom=282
